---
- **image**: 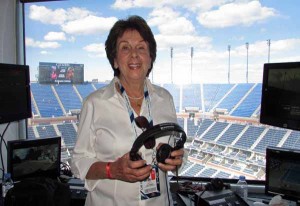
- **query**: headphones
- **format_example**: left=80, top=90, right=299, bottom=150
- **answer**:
left=196, top=178, right=227, bottom=204
left=129, top=122, right=186, bottom=163
left=205, top=178, right=225, bottom=191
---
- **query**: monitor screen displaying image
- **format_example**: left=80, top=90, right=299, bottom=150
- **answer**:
left=7, top=137, right=61, bottom=181
left=265, top=146, right=300, bottom=202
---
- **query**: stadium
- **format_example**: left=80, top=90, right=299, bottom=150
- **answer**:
left=27, top=64, right=300, bottom=181
left=2, top=1, right=300, bottom=205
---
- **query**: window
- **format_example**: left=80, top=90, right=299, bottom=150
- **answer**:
left=24, top=0, right=300, bottom=181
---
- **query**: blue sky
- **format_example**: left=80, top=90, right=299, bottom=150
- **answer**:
left=25, top=0, right=300, bottom=84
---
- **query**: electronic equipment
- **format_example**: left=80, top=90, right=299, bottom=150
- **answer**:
left=7, top=137, right=61, bottom=181
left=129, top=122, right=186, bottom=163
left=68, top=178, right=87, bottom=200
left=38, top=62, right=84, bottom=84
left=177, top=178, right=228, bottom=195
left=194, top=189, right=249, bottom=206
left=0, top=63, right=32, bottom=124
left=265, top=146, right=300, bottom=203
left=204, top=178, right=225, bottom=191
left=176, top=178, right=248, bottom=206
left=260, top=61, right=300, bottom=131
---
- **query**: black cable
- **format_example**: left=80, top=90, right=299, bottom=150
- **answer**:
left=0, top=122, right=11, bottom=180
left=165, top=171, right=171, bottom=206
left=196, top=187, right=207, bottom=205
left=165, top=134, right=175, bottom=206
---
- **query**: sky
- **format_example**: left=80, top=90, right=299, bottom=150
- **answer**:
left=24, top=0, right=300, bottom=84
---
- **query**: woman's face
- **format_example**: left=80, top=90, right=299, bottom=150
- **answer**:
left=114, top=29, right=151, bottom=83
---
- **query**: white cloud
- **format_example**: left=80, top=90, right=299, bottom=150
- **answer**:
left=29, top=5, right=117, bottom=36
left=83, top=43, right=106, bottom=57
left=112, top=0, right=163, bottom=10
left=29, top=5, right=67, bottom=25
left=112, top=0, right=234, bottom=12
left=197, top=1, right=277, bottom=28
left=155, top=37, right=300, bottom=84
left=165, top=0, right=236, bottom=12
left=234, top=38, right=300, bottom=57
left=112, top=0, right=136, bottom=10
left=148, top=7, right=211, bottom=50
left=148, top=7, right=195, bottom=35
left=272, top=38, right=300, bottom=52
left=29, top=5, right=92, bottom=25
left=44, top=32, right=66, bottom=41
left=25, top=1, right=298, bottom=83
left=26, top=37, right=61, bottom=49
left=155, top=34, right=211, bottom=50
left=68, top=36, right=76, bottom=42
left=40, top=50, right=52, bottom=55
left=65, top=7, right=92, bottom=21
left=61, top=15, right=118, bottom=35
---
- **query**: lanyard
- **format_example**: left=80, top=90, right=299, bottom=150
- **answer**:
left=118, top=80, right=153, bottom=138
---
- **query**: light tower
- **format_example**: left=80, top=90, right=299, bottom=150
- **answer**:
left=191, top=47, right=194, bottom=83
left=246, top=42, right=249, bottom=83
left=267, top=39, right=271, bottom=63
left=228, top=45, right=231, bottom=84
left=171, top=47, right=173, bottom=83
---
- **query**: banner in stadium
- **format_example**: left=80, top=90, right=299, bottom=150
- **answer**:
left=38, top=62, right=84, bottom=84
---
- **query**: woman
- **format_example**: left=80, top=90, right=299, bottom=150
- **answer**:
left=71, top=15, right=186, bottom=206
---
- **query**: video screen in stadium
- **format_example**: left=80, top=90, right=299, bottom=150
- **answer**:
left=38, top=62, right=84, bottom=84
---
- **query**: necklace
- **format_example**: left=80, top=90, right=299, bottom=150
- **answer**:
left=127, top=95, right=144, bottom=100
left=128, top=95, right=143, bottom=107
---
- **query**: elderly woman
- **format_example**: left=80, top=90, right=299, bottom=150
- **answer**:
left=71, top=15, right=186, bottom=206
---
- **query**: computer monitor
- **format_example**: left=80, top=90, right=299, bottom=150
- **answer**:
left=0, top=63, right=32, bottom=124
left=260, top=61, right=300, bottom=131
left=265, top=146, right=300, bottom=203
left=7, top=137, right=61, bottom=181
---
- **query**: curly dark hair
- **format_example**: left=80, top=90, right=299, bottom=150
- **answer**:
left=105, top=15, right=157, bottom=77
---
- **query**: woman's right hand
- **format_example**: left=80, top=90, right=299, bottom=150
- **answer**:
left=111, top=152, right=152, bottom=183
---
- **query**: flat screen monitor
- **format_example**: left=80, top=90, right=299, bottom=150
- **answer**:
left=260, top=61, right=300, bottom=131
left=0, top=63, right=32, bottom=124
left=265, top=146, right=300, bottom=203
left=7, top=137, right=61, bottom=181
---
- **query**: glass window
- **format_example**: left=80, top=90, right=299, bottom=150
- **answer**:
left=24, top=0, right=300, bottom=181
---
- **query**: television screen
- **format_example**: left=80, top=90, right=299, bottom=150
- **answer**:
left=260, top=61, right=300, bottom=131
left=38, top=62, right=84, bottom=84
left=265, top=146, right=300, bottom=203
left=0, top=63, right=32, bottom=124
left=7, top=137, right=61, bottom=181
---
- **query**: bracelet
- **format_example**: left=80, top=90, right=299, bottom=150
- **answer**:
left=106, top=162, right=113, bottom=179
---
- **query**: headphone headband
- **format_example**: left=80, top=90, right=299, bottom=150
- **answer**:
left=130, top=122, right=186, bottom=161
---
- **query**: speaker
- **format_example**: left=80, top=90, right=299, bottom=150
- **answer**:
left=129, top=122, right=186, bottom=163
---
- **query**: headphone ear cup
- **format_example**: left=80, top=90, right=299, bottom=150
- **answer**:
left=130, top=152, right=143, bottom=161
left=156, top=144, right=173, bottom=163
left=206, top=178, right=224, bottom=191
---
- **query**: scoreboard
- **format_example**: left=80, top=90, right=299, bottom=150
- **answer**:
left=38, top=62, right=84, bottom=84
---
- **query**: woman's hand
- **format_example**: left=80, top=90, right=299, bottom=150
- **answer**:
left=111, top=152, right=152, bottom=183
left=156, top=143, right=184, bottom=172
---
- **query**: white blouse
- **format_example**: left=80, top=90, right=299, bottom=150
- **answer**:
left=71, top=77, right=187, bottom=206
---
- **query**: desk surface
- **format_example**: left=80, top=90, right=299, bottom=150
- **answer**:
left=67, top=178, right=298, bottom=206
